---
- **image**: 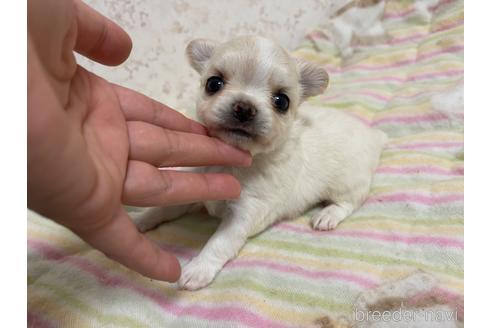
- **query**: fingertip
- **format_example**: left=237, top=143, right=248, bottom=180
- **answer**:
left=231, top=148, right=253, bottom=168
left=97, top=22, right=133, bottom=65
left=149, top=247, right=181, bottom=282
left=161, top=254, right=181, bottom=282
left=74, top=0, right=133, bottom=66
left=216, top=142, right=253, bottom=168
left=238, top=150, right=253, bottom=167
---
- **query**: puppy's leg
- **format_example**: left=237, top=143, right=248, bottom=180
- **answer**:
left=311, top=201, right=355, bottom=231
left=178, top=215, right=252, bottom=290
left=130, top=204, right=193, bottom=232
left=312, top=180, right=371, bottom=231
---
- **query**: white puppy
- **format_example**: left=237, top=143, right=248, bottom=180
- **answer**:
left=132, top=36, right=387, bottom=290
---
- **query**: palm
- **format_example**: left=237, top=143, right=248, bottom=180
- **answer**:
left=71, top=69, right=129, bottom=229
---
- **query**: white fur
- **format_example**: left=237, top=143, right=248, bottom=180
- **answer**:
left=431, top=82, right=464, bottom=115
left=414, top=0, right=439, bottom=22
left=132, top=36, right=387, bottom=290
left=431, top=82, right=464, bottom=130
left=327, top=0, right=386, bottom=58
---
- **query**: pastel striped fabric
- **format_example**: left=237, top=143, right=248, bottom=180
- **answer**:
left=27, top=1, right=464, bottom=327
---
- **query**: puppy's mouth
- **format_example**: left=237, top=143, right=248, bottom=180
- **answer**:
left=225, top=128, right=254, bottom=138
left=210, top=125, right=257, bottom=142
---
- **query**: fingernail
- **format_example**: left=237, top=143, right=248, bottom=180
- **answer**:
left=228, top=145, right=252, bottom=167
left=239, top=150, right=253, bottom=167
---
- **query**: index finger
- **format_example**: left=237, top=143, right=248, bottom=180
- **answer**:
left=74, top=0, right=132, bottom=66
left=127, top=121, right=251, bottom=168
left=75, top=207, right=181, bottom=281
left=113, top=84, right=208, bottom=135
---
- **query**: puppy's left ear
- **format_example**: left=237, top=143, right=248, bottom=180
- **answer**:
left=186, top=39, right=220, bottom=74
left=296, top=59, right=329, bottom=99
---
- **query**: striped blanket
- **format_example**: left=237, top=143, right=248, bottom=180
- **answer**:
left=27, top=0, right=464, bottom=327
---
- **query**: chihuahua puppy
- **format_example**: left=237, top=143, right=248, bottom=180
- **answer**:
left=132, top=36, right=387, bottom=290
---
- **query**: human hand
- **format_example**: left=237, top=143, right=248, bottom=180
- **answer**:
left=27, top=0, right=251, bottom=281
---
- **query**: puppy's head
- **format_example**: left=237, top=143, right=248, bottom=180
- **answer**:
left=186, top=36, right=329, bottom=155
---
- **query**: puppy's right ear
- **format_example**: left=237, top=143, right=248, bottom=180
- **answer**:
left=186, top=39, right=219, bottom=74
left=296, top=59, right=329, bottom=99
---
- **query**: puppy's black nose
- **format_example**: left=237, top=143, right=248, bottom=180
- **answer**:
left=232, top=102, right=257, bottom=123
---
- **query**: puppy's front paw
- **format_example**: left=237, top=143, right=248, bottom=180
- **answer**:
left=178, top=258, right=219, bottom=290
left=311, top=204, right=349, bottom=231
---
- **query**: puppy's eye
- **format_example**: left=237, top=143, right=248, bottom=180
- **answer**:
left=272, top=93, right=290, bottom=113
left=205, top=76, right=224, bottom=94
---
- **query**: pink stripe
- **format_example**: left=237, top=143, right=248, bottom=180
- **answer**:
left=325, top=90, right=389, bottom=102
left=383, top=7, right=415, bottom=20
left=408, top=69, right=463, bottom=81
left=387, top=141, right=463, bottom=150
left=28, top=311, right=53, bottom=328
left=333, top=230, right=463, bottom=249
left=367, top=192, right=463, bottom=205
left=276, top=224, right=463, bottom=249
left=321, top=110, right=460, bottom=129
left=307, top=30, right=327, bottom=41
left=228, top=259, right=378, bottom=289
left=338, top=69, right=463, bottom=84
left=324, top=45, right=463, bottom=73
left=27, top=239, right=292, bottom=328
left=373, top=113, right=451, bottom=125
left=326, top=85, right=462, bottom=103
left=376, top=165, right=464, bottom=176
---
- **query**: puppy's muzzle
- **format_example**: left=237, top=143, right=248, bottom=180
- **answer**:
left=232, top=101, right=257, bottom=123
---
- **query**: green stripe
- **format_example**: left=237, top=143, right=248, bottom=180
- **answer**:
left=213, top=275, right=352, bottom=313
left=251, top=238, right=463, bottom=278
left=380, top=150, right=464, bottom=161
left=381, top=150, right=463, bottom=161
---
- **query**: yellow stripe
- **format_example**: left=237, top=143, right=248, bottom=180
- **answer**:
left=380, top=154, right=461, bottom=167
left=391, top=132, right=463, bottom=143
left=371, top=179, right=463, bottom=194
